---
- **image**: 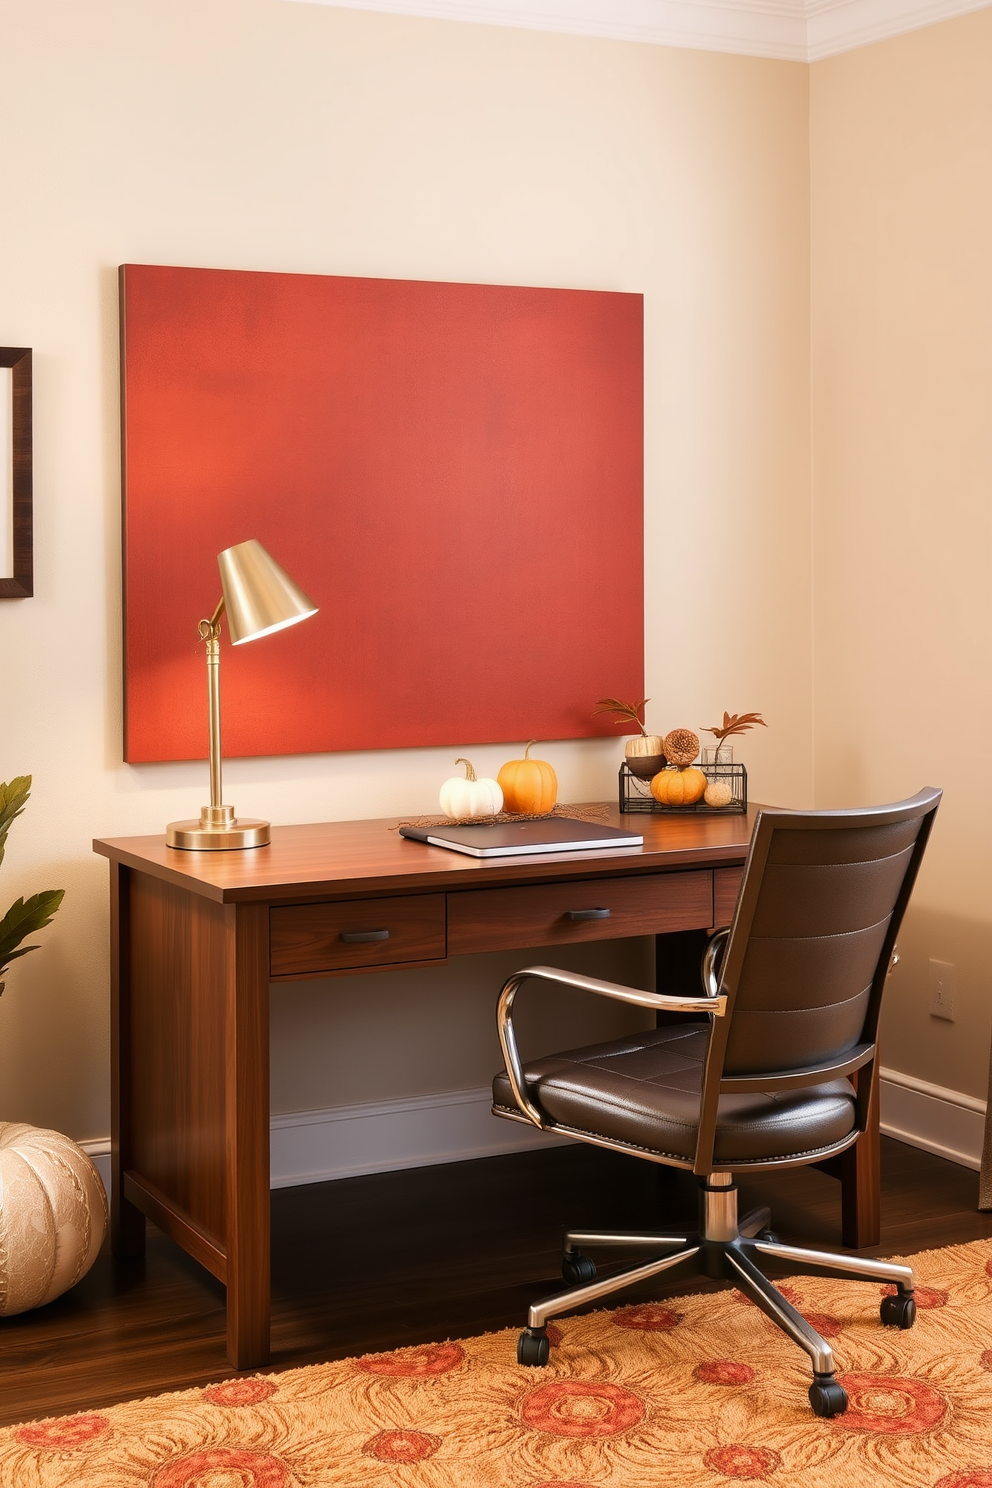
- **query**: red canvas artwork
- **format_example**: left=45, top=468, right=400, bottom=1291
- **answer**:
left=120, top=265, right=643, bottom=763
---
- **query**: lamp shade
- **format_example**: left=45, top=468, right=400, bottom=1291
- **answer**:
left=218, top=539, right=318, bottom=645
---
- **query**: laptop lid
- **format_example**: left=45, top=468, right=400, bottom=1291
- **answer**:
left=399, top=817, right=643, bottom=858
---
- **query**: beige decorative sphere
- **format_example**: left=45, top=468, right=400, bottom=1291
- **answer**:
left=704, top=780, right=734, bottom=808
left=0, top=1123, right=107, bottom=1316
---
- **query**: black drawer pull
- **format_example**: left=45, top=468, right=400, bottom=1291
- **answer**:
left=565, top=907, right=611, bottom=921
left=339, top=929, right=391, bottom=943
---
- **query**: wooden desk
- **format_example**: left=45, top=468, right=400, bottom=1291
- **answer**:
left=95, top=804, right=878, bottom=1369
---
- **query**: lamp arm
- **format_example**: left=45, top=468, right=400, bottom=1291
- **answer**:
left=198, top=599, right=227, bottom=812
left=167, top=537, right=315, bottom=850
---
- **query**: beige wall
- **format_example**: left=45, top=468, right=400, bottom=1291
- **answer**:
left=0, top=0, right=812, bottom=1140
left=810, top=8, right=992, bottom=1098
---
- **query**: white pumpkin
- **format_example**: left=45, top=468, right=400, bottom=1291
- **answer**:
left=0, top=1123, right=107, bottom=1316
left=439, top=758, right=504, bottom=820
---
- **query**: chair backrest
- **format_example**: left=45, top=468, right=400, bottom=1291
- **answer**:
left=703, top=788, right=940, bottom=1096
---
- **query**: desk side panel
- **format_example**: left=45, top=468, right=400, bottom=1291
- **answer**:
left=128, top=872, right=229, bottom=1251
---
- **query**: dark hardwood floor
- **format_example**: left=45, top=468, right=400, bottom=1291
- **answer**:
left=2, top=1136, right=990, bottom=1427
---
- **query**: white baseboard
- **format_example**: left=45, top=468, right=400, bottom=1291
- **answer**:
left=268, top=1086, right=568, bottom=1188
left=80, top=1088, right=565, bottom=1197
left=879, top=1067, right=987, bottom=1172
left=79, top=1140, right=111, bottom=1195
left=79, top=1089, right=564, bottom=1198
left=77, top=1068, right=989, bottom=1199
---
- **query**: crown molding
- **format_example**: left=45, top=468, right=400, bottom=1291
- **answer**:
left=291, top=0, right=806, bottom=58
left=805, top=0, right=989, bottom=57
left=285, top=0, right=991, bottom=60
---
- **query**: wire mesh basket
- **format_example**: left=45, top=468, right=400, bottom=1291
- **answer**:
left=618, top=760, right=747, bottom=815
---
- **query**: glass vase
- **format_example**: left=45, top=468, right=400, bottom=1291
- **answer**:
left=701, top=745, right=734, bottom=767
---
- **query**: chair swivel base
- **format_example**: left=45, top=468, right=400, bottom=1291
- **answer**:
left=516, top=1176, right=916, bottom=1418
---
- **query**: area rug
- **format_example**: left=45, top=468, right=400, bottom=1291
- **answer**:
left=4, top=1240, right=992, bottom=1487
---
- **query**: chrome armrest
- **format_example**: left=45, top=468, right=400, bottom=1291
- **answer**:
left=496, top=963, right=727, bottom=1129
left=702, top=926, right=731, bottom=999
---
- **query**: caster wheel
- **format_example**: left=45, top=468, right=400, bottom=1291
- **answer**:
left=880, top=1292, right=916, bottom=1329
left=517, top=1329, right=550, bottom=1367
left=808, top=1379, right=848, bottom=1418
left=562, top=1253, right=597, bottom=1286
left=757, top=1228, right=780, bottom=1245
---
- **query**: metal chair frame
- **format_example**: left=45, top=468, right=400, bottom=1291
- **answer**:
left=494, top=789, right=941, bottom=1417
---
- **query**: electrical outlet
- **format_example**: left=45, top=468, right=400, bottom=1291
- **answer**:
left=929, top=959, right=955, bottom=1021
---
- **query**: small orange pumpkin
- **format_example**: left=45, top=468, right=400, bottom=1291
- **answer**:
left=497, top=741, right=558, bottom=814
left=650, top=766, right=707, bottom=807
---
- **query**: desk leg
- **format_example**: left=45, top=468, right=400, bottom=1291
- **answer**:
left=112, top=872, right=272, bottom=1368
left=109, top=863, right=145, bottom=1258
left=225, top=902, right=272, bottom=1370
left=840, top=1064, right=881, bottom=1249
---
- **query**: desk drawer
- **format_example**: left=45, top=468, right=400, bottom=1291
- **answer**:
left=270, top=894, right=446, bottom=977
left=447, top=871, right=712, bottom=957
left=714, top=867, right=745, bottom=926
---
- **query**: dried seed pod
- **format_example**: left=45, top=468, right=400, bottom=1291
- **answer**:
left=663, top=728, right=700, bottom=768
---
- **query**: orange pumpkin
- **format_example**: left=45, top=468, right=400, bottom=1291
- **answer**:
left=650, top=766, right=707, bottom=807
left=497, top=741, right=558, bottom=814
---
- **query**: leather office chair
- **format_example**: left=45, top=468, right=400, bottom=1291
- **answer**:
left=492, top=789, right=941, bottom=1417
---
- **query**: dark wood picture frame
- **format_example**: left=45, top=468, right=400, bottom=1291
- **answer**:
left=0, top=347, right=32, bottom=599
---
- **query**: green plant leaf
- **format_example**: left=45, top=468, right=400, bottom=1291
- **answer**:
left=0, top=889, right=65, bottom=978
left=0, top=945, right=35, bottom=966
left=0, top=776, right=32, bottom=871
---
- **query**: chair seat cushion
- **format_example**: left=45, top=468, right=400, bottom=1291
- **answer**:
left=492, top=1022, right=857, bottom=1165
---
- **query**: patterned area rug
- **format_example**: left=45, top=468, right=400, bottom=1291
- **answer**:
left=4, top=1240, right=992, bottom=1486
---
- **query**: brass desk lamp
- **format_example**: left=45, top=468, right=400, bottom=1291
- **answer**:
left=166, top=539, right=318, bottom=851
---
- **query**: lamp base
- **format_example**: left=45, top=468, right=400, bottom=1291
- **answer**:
left=166, top=805, right=271, bottom=851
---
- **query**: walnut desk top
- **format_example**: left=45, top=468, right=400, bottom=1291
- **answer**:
left=94, top=802, right=757, bottom=904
